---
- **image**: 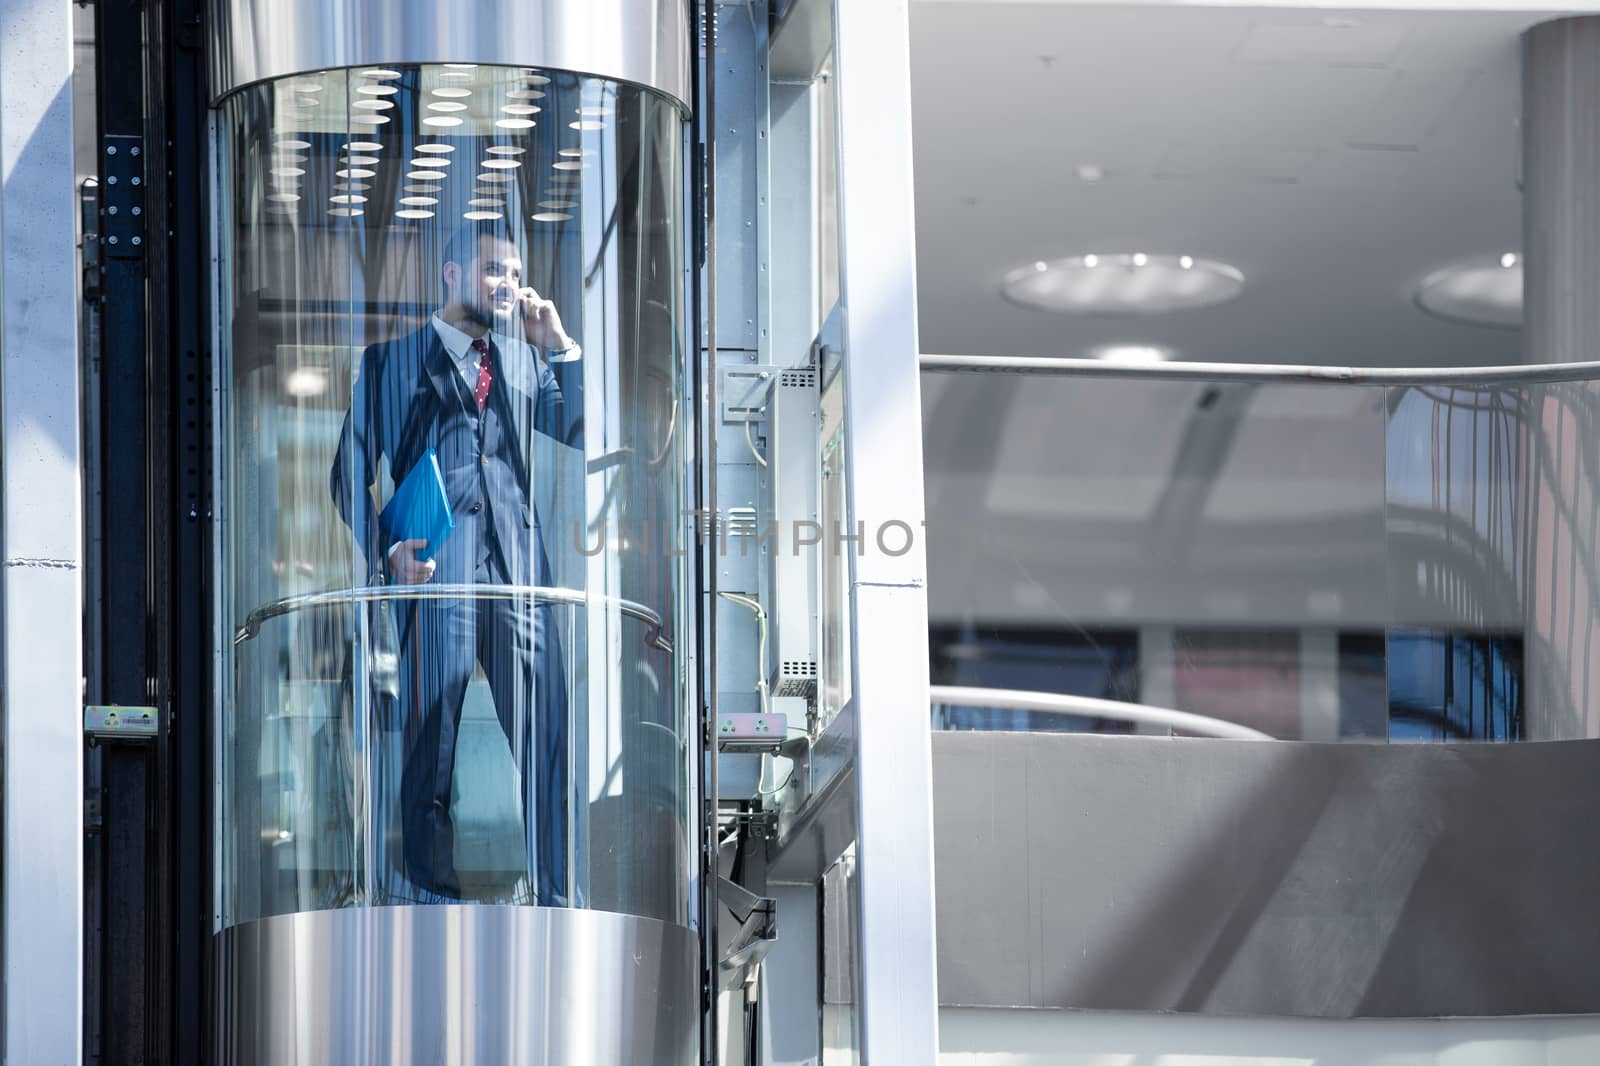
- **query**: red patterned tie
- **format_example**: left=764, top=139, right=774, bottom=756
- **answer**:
left=470, top=337, right=493, bottom=412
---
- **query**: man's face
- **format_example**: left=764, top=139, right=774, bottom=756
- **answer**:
left=450, top=236, right=524, bottom=328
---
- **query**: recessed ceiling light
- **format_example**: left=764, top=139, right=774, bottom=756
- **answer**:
left=477, top=172, right=514, bottom=183
left=468, top=197, right=505, bottom=207
left=342, top=155, right=380, bottom=165
left=577, top=105, right=613, bottom=117
left=327, top=207, right=364, bottom=217
left=342, top=141, right=383, bottom=152
left=336, top=168, right=376, bottom=179
left=428, top=101, right=468, bottom=113
left=463, top=210, right=503, bottom=220
left=501, top=104, right=540, bottom=116
left=361, top=69, right=402, bottom=80
left=506, top=89, right=547, bottom=100
left=1415, top=253, right=1522, bottom=328
left=352, top=100, right=394, bottom=111
left=443, top=63, right=478, bottom=69
left=403, top=184, right=442, bottom=193
left=486, top=146, right=525, bottom=156
left=336, top=181, right=373, bottom=191
left=407, top=170, right=448, bottom=180
left=538, top=199, right=577, bottom=209
left=357, top=84, right=398, bottom=96
left=1090, top=344, right=1174, bottom=364
left=431, top=87, right=472, bottom=98
left=496, top=118, right=536, bottom=129
left=274, top=138, right=312, bottom=150
left=439, top=71, right=474, bottom=81
left=329, top=194, right=368, bottom=204
left=395, top=209, right=434, bottom=219
left=415, top=143, right=455, bottom=154
left=482, top=159, right=520, bottom=169
left=266, top=192, right=301, bottom=203
left=521, top=73, right=552, bottom=85
left=270, top=166, right=305, bottom=177
left=423, top=116, right=463, bottom=127
left=399, top=196, right=438, bottom=206
left=409, top=157, right=448, bottom=168
left=553, top=160, right=585, bottom=171
left=351, top=115, right=391, bottom=125
left=532, top=212, right=572, bottom=222
left=569, top=120, right=605, bottom=131
left=1002, top=254, right=1245, bottom=315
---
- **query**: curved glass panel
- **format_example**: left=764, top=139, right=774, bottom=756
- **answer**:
left=924, top=371, right=1600, bottom=743
left=216, top=65, right=690, bottom=929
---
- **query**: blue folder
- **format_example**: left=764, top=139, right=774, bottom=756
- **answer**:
left=379, top=448, right=454, bottom=563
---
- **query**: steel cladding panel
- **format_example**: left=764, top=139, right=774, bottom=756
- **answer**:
left=933, top=731, right=1600, bottom=1018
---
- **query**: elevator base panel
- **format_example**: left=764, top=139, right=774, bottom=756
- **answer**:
left=215, top=905, right=698, bottom=1065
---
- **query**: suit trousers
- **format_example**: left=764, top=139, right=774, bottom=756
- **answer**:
left=396, top=542, right=569, bottom=905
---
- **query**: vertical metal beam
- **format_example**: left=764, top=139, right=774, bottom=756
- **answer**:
left=831, top=0, right=940, bottom=1061
left=0, top=0, right=86, bottom=1057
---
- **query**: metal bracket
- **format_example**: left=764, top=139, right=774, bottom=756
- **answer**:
left=717, top=875, right=777, bottom=990
left=84, top=704, right=159, bottom=742
left=717, top=711, right=788, bottom=753
left=99, top=135, right=146, bottom=259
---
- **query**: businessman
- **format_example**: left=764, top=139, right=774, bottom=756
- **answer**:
left=331, top=221, right=581, bottom=905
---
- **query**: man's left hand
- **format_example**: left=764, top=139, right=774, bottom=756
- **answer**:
left=516, top=287, right=576, bottom=353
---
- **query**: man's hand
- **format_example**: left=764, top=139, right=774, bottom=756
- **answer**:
left=515, top=286, right=575, bottom=352
left=389, top=539, right=436, bottom=585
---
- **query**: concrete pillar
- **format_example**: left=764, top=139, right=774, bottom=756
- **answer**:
left=0, top=0, right=86, bottom=1056
left=1519, top=17, right=1600, bottom=736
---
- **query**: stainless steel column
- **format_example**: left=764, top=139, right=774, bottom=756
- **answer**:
left=1520, top=17, right=1600, bottom=735
left=833, top=0, right=942, bottom=1060
left=0, top=0, right=85, bottom=1058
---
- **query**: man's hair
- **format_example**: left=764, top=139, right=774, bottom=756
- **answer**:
left=440, top=220, right=516, bottom=301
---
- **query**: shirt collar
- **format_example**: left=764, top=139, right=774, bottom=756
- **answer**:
left=430, top=313, right=498, bottom=371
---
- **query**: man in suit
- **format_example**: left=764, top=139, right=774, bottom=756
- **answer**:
left=331, top=221, right=582, bottom=905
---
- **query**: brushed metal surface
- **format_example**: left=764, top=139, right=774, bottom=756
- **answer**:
left=208, top=0, right=691, bottom=109
left=216, top=905, right=698, bottom=1064
left=934, top=731, right=1600, bottom=1018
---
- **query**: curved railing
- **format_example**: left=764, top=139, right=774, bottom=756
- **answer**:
left=920, top=353, right=1600, bottom=385
left=234, top=583, right=673, bottom=653
left=929, top=686, right=1272, bottom=740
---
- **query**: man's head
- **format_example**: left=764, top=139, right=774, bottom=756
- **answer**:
left=440, top=222, right=524, bottom=331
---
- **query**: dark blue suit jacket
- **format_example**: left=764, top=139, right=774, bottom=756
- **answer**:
left=330, top=322, right=581, bottom=586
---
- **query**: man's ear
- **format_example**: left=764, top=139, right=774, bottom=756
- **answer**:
left=442, top=260, right=461, bottom=294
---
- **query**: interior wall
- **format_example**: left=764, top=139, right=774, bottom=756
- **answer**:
left=940, top=1007, right=1600, bottom=1065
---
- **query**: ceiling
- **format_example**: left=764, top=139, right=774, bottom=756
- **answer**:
left=909, top=3, right=1579, bottom=367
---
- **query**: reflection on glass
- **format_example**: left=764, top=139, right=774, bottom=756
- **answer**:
left=930, top=626, right=1138, bottom=732
left=216, top=65, right=688, bottom=929
left=923, top=376, right=1600, bottom=744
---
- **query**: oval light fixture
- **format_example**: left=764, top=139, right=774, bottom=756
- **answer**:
left=1414, top=252, right=1521, bottom=328
left=1002, top=254, right=1245, bottom=315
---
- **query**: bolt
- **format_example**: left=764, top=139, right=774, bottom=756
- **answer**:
left=131, top=177, right=141, bottom=186
left=130, top=146, right=140, bottom=157
left=107, top=206, right=118, bottom=215
left=106, top=145, right=117, bottom=155
left=131, top=236, right=141, bottom=246
left=131, top=206, right=141, bottom=216
left=107, top=236, right=119, bottom=245
left=107, top=176, right=118, bottom=185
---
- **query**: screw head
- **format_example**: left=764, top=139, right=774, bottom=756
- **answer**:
left=130, top=177, right=141, bottom=186
left=107, top=206, right=118, bottom=215
left=107, top=236, right=119, bottom=245
left=106, top=145, right=117, bottom=155
left=106, top=175, right=118, bottom=185
left=131, top=236, right=141, bottom=246
left=130, top=146, right=140, bottom=157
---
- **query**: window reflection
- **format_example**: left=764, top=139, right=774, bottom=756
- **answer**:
left=217, top=64, right=688, bottom=929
